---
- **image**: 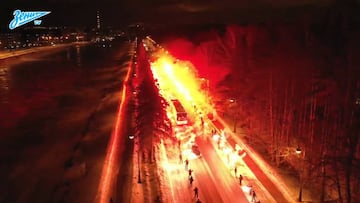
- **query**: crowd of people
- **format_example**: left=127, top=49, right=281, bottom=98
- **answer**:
left=179, top=140, right=262, bottom=203
left=183, top=159, right=202, bottom=203
left=184, top=159, right=259, bottom=203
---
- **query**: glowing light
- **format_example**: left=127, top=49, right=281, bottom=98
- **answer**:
left=212, top=134, right=220, bottom=141
left=145, top=40, right=293, bottom=202
left=215, top=116, right=294, bottom=202
left=149, top=50, right=213, bottom=133
left=224, top=147, right=231, bottom=155
left=182, top=149, right=200, bottom=160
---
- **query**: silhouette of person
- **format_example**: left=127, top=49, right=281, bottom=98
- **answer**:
left=239, top=174, right=243, bottom=185
left=189, top=175, right=194, bottom=186
left=110, top=198, right=113, bottom=203
left=185, top=159, right=189, bottom=170
left=193, top=186, right=199, bottom=198
left=251, top=190, right=256, bottom=202
left=234, top=166, right=238, bottom=177
left=188, top=169, right=193, bottom=176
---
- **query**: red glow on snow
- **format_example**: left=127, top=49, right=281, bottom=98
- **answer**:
left=148, top=38, right=295, bottom=202
left=96, top=56, right=133, bottom=203
left=150, top=52, right=213, bottom=124
left=215, top=116, right=295, bottom=202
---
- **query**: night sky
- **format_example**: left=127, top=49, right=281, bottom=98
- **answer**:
left=0, top=0, right=133, bottom=30
left=0, top=0, right=358, bottom=30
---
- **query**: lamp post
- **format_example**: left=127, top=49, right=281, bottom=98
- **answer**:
left=229, top=99, right=237, bottom=133
left=296, top=146, right=303, bottom=202
left=129, top=135, right=141, bottom=184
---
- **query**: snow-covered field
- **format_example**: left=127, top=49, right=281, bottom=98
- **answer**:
left=0, top=41, right=131, bottom=203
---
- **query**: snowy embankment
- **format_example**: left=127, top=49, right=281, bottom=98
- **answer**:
left=0, top=42, right=131, bottom=203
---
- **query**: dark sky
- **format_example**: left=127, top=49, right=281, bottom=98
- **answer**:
left=0, top=0, right=134, bottom=30
left=0, top=0, right=356, bottom=31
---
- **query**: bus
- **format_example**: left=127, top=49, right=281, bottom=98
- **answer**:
left=171, top=99, right=188, bottom=125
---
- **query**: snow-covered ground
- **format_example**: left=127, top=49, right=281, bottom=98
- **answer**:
left=134, top=38, right=314, bottom=203
left=0, top=41, right=132, bottom=203
left=138, top=40, right=278, bottom=202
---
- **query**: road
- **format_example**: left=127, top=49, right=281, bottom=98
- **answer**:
left=142, top=36, right=289, bottom=203
left=196, top=137, right=248, bottom=202
left=159, top=122, right=262, bottom=202
left=96, top=40, right=136, bottom=203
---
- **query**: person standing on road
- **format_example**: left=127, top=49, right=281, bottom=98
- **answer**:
left=234, top=166, right=237, bottom=177
left=193, top=186, right=199, bottom=198
left=189, top=175, right=194, bottom=186
left=188, top=169, right=193, bottom=176
left=239, top=174, right=243, bottom=185
left=185, top=159, right=189, bottom=170
left=251, top=190, right=257, bottom=202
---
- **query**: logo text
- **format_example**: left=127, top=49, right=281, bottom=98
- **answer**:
left=9, top=10, right=51, bottom=30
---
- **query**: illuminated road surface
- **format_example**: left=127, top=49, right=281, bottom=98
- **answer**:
left=146, top=37, right=256, bottom=202
left=144, top=37, right=287, bottom=202
left=196, top=137, right=248, bottom=202
left=159, top=128, right=255, bottom=202
left=160, top=144, right=224, bottom=202
left=96, top=43, right=134, bottom=203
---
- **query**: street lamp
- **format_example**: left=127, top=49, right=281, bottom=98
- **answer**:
left=129, top=135, right=141, bottom=184
left=229, top=99, right=237, bottom=133
left=295, top=146, right=303, bottom=202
